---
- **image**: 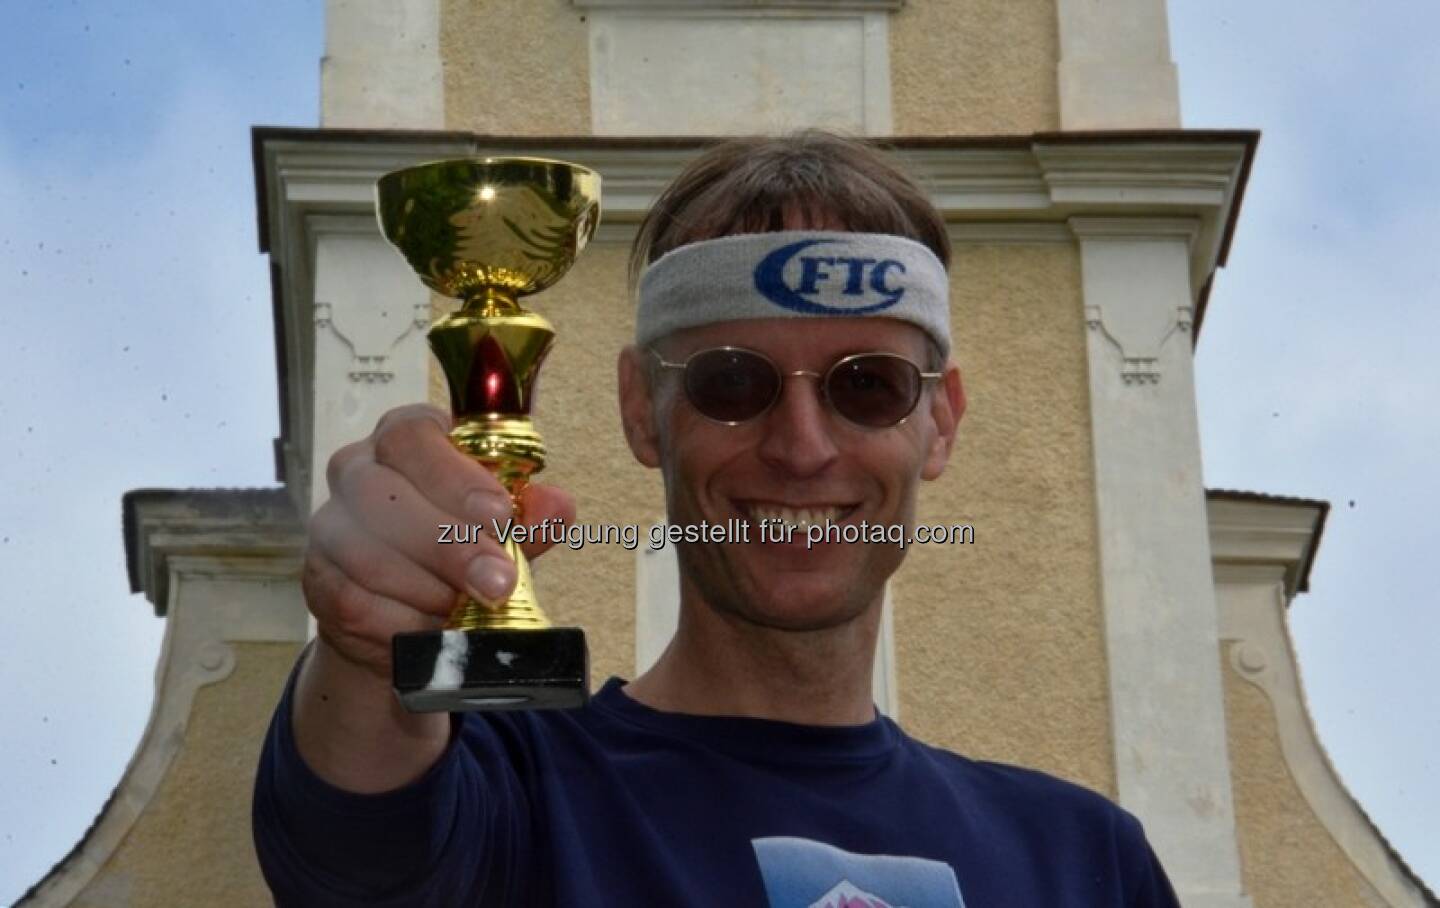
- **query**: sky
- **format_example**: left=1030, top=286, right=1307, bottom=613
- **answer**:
left=0, top=1, right=1435, bottom=903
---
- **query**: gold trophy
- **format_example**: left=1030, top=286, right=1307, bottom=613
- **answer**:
left=375, top=157, right=599, bottom=712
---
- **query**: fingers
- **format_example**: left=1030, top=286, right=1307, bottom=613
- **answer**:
left=305, top=404, right=585, bottom=678
left=369, top=405, right=513, bottom=527
left=302, top=544, right=447, bottom=676
left=308, top=502, right=457, bottom=619
left=325, top=457, right=518, bottom=604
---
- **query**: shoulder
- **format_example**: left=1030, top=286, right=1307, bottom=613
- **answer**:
left=905, top=740, right=1178, bottom=901
left=904, top=737, right=1148, bottom=846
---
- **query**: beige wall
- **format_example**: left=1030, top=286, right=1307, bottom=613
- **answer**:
left=1223, top=651, right=1389, bottom=907
left=442, top=0, right=590, bottom=135
left=441, top=1, right=1062, bottom=138
left=890, top=0, right=1061, bottom=135
left=74, top=644, right=301, bottom=908
left=896, top=242, right=1111, bottom=793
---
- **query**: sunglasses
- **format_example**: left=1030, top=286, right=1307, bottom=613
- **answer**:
left=649, top=346, right=942, bottom=428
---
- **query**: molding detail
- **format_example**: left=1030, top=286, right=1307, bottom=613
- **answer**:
left=947, top=222, right=1074, bottom=245
left=1073, top=217, right=1200, bottom=384
left=20, top=490, right=308, bottom=907
left=1084, top=302, right=1194, bottom=384
left=313, top=284, right=430, bottom=385
left=1215, top=566, right=1434, bottom=907
left=1207, top=492, right=1327, bottom=598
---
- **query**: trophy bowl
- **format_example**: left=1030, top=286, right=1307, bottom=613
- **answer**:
left=376, top=157, right=601, bottom=305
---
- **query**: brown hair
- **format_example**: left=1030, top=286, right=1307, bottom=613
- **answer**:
left=629, top=130, right=950, bottom=290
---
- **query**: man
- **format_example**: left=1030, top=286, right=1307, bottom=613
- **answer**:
left=253, top=131, right=1181, bottom=906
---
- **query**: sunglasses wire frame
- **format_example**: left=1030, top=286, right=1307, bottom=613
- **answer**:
left=647, top=345, right=942, bottom=428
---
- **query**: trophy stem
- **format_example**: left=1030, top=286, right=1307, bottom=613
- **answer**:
left=429, top=306, right=558, bottom=634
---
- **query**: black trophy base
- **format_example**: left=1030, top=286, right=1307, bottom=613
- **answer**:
left=392, top=627, right=588, bottom=713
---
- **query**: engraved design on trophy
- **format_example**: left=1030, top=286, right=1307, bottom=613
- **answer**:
left=376, top=157, right=599, bottom=712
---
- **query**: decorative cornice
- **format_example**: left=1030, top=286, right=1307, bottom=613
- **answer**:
left=123, top=487, right=304, bottom=616
left=946, top=222, right=1074, bottom=245
left=1206, top=492, right=1327, bottom=599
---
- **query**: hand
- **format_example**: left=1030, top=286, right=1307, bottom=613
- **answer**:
left=303, top=404, right=577, bottom=680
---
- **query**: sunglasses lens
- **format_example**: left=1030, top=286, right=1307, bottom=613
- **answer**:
left=826, top=355, right=923, bottom=427
left=684, top=348, right=780, bottom=423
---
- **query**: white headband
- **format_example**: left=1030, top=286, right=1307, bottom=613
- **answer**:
left=636, top=231, right=951, bottom=357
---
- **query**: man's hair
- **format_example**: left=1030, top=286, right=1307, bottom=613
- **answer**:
left=629, top=130, right=950, bottom=286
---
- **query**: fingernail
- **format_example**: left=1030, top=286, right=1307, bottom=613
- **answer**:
left=466, top=491, right=511, bottom=524
left=466, top=556, right=517, bottom=602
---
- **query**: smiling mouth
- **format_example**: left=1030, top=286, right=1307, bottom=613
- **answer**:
left=737, top=501, right=860, bottom=531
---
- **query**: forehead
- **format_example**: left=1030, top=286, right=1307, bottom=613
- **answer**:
left=657, top=317, right=929, bottom=362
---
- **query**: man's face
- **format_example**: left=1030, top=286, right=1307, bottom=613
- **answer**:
left=620, top=316, right=963, bottom=633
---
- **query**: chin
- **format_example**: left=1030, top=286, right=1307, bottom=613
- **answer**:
left=729, top=579, right=878, bottom=633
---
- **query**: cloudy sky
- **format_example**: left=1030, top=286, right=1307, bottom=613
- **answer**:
left=0, top=1, right=1434, bottom=902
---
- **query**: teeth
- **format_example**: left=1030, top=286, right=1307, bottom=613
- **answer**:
left=746, top=503, right=845, bottom=530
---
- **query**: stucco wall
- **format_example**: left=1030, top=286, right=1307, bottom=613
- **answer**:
left=73, top=643, right=301, bottom=908
left=890, top=0, right=1060, bottom=135
left=1223, top=650, right=1389, bottom=907
left=895, top=242, right=1111, bottom=793
left=442, top=0, right=590, bottom=135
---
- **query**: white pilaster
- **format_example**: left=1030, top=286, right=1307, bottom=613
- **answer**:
left=256, top=134, right=478, bottom=515
left=1055, top=0, right=1180, bottom=129
left=309, top=219, right=433, bottom=515
left=1075, top=217, right=1250, bottom=907
left=575, top=0, right=897, bottom=136
left=322, top=0, right=444, bottom=128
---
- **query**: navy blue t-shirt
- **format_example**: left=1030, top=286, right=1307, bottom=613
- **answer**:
left=253, top=671, right=1180, bottom=907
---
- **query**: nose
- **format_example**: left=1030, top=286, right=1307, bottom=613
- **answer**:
left=756, top=372, right=840, bottom=476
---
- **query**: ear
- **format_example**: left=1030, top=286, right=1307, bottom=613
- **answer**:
left=618, top=345, right=663, bottom=468
left=921, top=364, right=965, bottom=481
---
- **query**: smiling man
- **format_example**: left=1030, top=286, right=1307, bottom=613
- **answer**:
left=253, top=131, right=1181, bottom=907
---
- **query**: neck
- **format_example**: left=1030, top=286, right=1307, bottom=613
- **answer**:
left=625, top=584, right=883, bottom=726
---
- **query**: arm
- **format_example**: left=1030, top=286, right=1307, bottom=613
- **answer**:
left=253, top=404, right=572, bottom=899
left=293, top=403, right=572, bottom=789
left=291, top=636, right=449, bottom=793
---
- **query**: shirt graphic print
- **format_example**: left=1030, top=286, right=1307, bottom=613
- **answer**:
left=752, top=837, right=966, bottom=908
